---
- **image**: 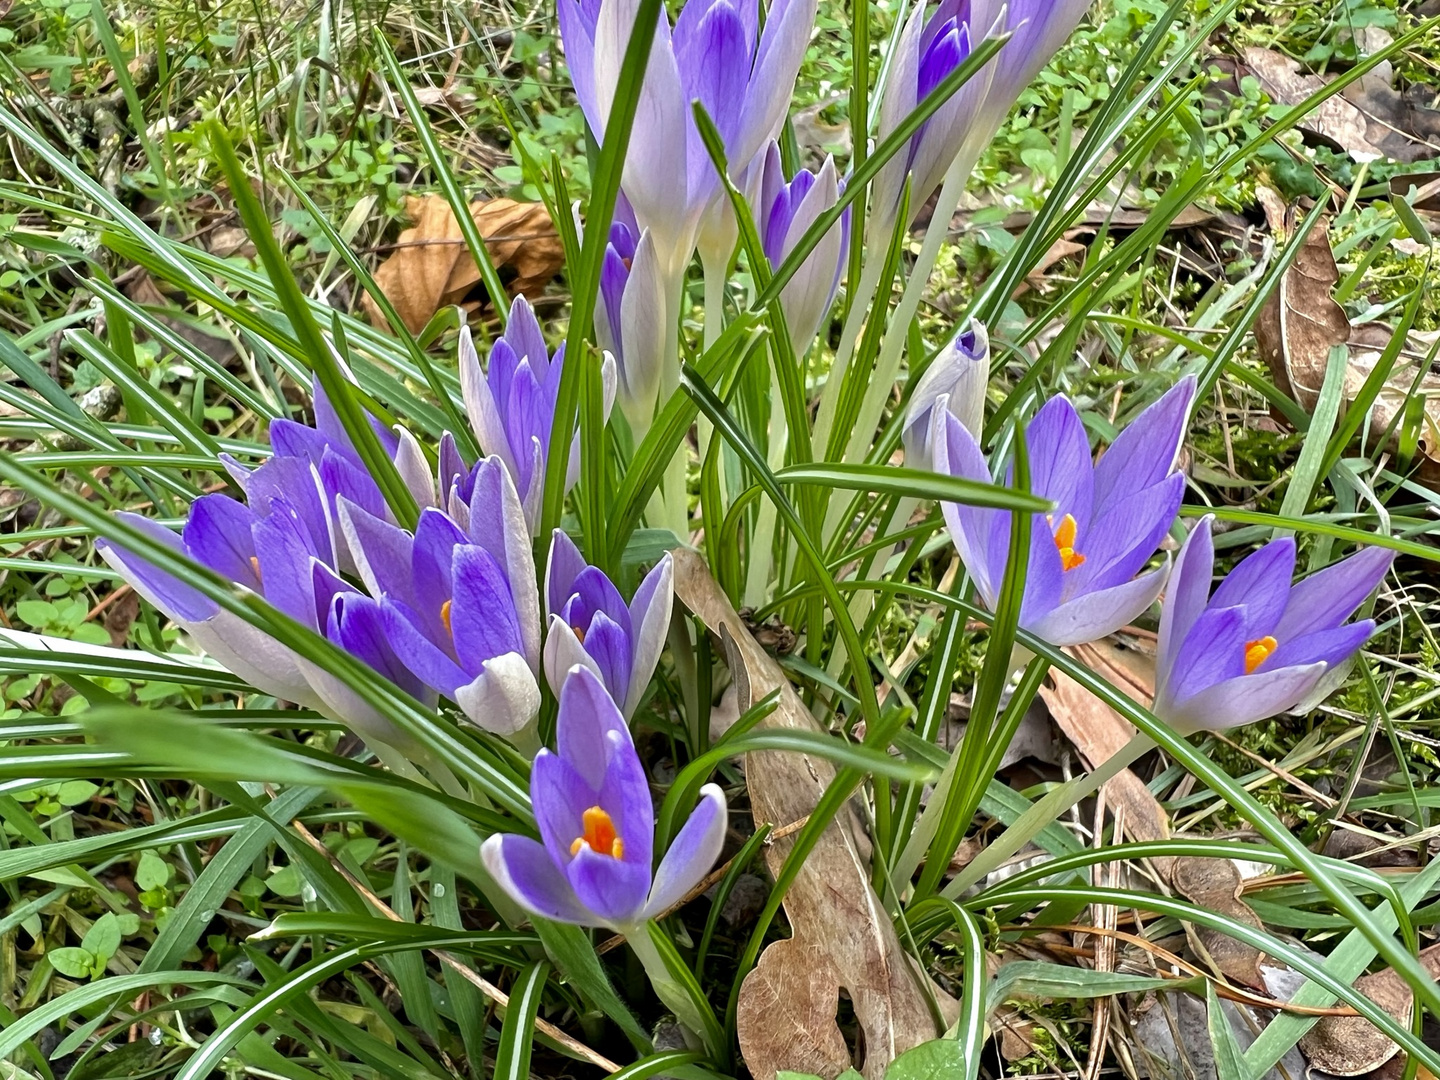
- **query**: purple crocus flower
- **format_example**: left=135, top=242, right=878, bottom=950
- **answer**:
left=339, top=463, right=542, bottom=735
left=1153, top=516, right=1393, bottom=732
left=558, top=0, right=818, bottom=277
left=97, top=493, right=431, bottom=753
left=903, top=319, right=989, bottom=469
left=592, top=198, right=668, bottom=430
left=481, top=665, right=726, bottom=929
left=871, top=0, right=997, bottom=233
left=754, top=141, right=849, bottom=355
left=934, top=376, right=1196, bottom=646
left=460, top=295, right=615, bottom=534
left=544, top=529, right=673, bottom=718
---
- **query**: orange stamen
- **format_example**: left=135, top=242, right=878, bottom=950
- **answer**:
left=249, top=555, right=262, bottom=583
left=569, top=805, right=624, bottom=859
left=1051, top=513, right=1086, bottom=572
left=440, top=600, right=453, bottom=637
left=572, top=624, right=586, bottom=645
left=1244, top=636, right=1278, bottom=674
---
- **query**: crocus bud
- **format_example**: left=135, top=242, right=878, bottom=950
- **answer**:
left=903, top=320, right=989, bottom=469
left=595, top=215, right=668, bottom=432
left=755, top=142, right=849, bottom=355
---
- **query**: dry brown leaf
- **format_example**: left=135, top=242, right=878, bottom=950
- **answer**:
left=364, top=196, right=563, bottom=334
left=1239, top=47, right=1437, bottom=163
left=1170, top=856, right=1269, bottom=989
left=674, top=550, right=949, bottom=1080
left=1013, top=238, right=1088, bottom=297
left=1037, top=638, right=1173, bottom=877
left=1299, top=943, right=1440, bottom=1075
left=1254, top=206, right=1440, bottom=487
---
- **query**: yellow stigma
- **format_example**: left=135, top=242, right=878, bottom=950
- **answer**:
left=1244, top=636, right=1278, bottom=674
left=569, top=805, right=624, bottom=860
left=249, top=555, right=262, bottom=583
left=440, top=599, right=453, bottom=636
left=572, top=624, right=586, bottom=645
left=1051, top=513, right=1086, bottom=572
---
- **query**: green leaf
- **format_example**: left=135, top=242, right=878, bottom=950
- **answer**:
left=81, top=912, right=121, bottom=961
left=1206, top=981, right=1247, bottom=1079
left=15, top=600, right=57, bottom=627
left=492, top=961, right=549, bottom=1080
left=47, top=947, right=94, bottom=979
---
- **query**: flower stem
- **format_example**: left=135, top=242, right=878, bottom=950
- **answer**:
left=623, top=921, right=718, bottom=1055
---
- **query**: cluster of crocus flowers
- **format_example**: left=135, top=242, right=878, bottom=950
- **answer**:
left=557, top=0, right=817, bottom=280
left=460, top=296, right=615, bottom=533
left=753, top=141, right=849, bottom=355
left=482, top=665, right=726, bottom=930
left=928, top=369, right=1392, bottom=731
left=933, top=376, right=1196, bottom=647
left=1153, top=516, right=1392, bottom=732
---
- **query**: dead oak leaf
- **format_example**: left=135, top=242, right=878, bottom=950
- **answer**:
left=674, top=550, right=949, bottom=1080
left=364, top=196, right=563, bottom=335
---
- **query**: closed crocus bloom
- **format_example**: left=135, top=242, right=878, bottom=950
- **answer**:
left=903, top=320, right=989, bottom=469
left=559, top=0, right=818, bottom=277
left=594, top=210, right=668, bottom=431
left=871, top=0, right=998, bottom=234
left=1154, top=516, right=1393, bottom=733
left=977, top=0, right=1096, bottom=141
left=544, top=529, right=673, bottom=718
left=934, top=375, right=1196, bottom=647
left=481, top=665, right=726, bottom=929
left=755, top=142, right=849, bottom=354
left=341, top=495, right=542, bottom=736
left=460, top=295, right=615, bottom=534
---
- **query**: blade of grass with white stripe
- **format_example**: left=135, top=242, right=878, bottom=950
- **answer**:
left=492, top=961, right=550, bottom=1080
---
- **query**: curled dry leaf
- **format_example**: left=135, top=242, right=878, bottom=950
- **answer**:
left=673, top=550, right=950, bottom=1080
left=1299, top=943, right=1440, bottom=1075
left=363, top=196, right=564, bottom=335
left=1037, top=638, right=1173, bottom=878
left=1170, top=856, right=1269, bottom=990
left=1253, top=206, right=1440, bottom=487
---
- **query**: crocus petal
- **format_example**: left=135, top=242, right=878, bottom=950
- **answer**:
left=566, top=843, right=651, bottom=926
left=328, top=591, right=431, bottom=703
left=531, top=749, right=593, bottom=866
left=1209, top=538, right=1296, bottom=640
left=1091, top=375, right=1196, bottom=512
left=184, top=614, right=320, bottom=709
left=615, top=229, right=667, bottom=428
left=381, top=598, right=468, bottom=697
left=1163, top=604, right=1248, bottom=707
left=449, top=546, right=526, bottom=662
left=1062, top=473, right=1183, bottom=596
left=467, top=458, right=541, bottom=672
left=1264, top=620, right=1375, bottom=672
left=1156, top=515, right=1215, bottom=689
left=1025, top=395, right=1093, bottom=524
left=741, top=0, right=817, bottom=160
left=544, top=615, right=606, bottom=699
left=558, top=0, right=603, bottom=131
left=453, top=651, right=542, bottom=735
left=505, top=295, right=552, bottom=376
left=776, top=156, right=844, bottom=354
left=1274, top=546, right=1394, bottom=641
left=643, top=783, right=726, bottom=918
left=183, top=496, right=261, bottom=591
left=481, top=834, right=595, bottom=925
left=625, top=552, right=674, bottom=716
left=97, top=514, right=217, bottom=624
left=546, top=529, right=591, bottom=618
left=1027, top=556, right=1169, bottom=648
left=337, top=499, right=416, bottom=609
left=582, top=611, right=635, bottom=708
left=904, top=322, right=989, bottom=468
left=1161, top=662, right=1327, bottom=734
left=460, top=327, right=518, bottom=478
left=556, top=664, right=633, bottom=792
left=394, top=426, right=437, bottom=509
left=932, top=409, right=1001, bottom=607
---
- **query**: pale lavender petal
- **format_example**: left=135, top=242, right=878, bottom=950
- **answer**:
left=1025, top=395, right=1094, bottom=525
left=449, top=546, right=525, bottom=662
left=1014, top=510, right=1065, bottom=629
left=614, top=229, right=667, bottom=427
left=1027, top=556, right=1167, bottom=648
left=453, top=652, right=541, bottom=735
left=546, top=529, right=591, bottom=618
left=381, top=598, right=467, bottom=696
left=439, top=432, right=467, bottom=500
left=251, top=510, right=320, bottom=627
left=505, top=296, right=552, bottom=377
left=565, top=843, right=650, bottom=926
left=678, top=0, right=749, bottom=153
left=583, top=612, right=634, bottom=708
left=556, top=664, right=633, bottom=792
left=1156, top=515, right=1215, bottom=689
left=737, top=0, right=819, bottom=165
left=182, top=495, right=261, bottom=591
left=595, top=726, right=655, bottom=871
left=1274, top=547, right=1394, bottom=641
left=1209, top=538, right=1295, bottom=640
left=328, top=592, right=430, bottom=702
left=186, top=614, right=318, bottom=708
left=644, top=784, right=726, bottom=918
left=468, top=458, right=540, bottom=671
left=558, top=0, right=603, bottom=131
left=1265, top=621, right=1375, bottom=672
left=337, top=499, right=415, bottom=608
left=1092, top=375, right=1196, bottom=512
left=932, top=409, right=1002, bottom=607
left=1164, top=604, right=1247, bottom=706
left=532, top=749, right=592, bottom=866
left=1161, top=662, right=1327, bottom=733
left=625, top=552, right=673, bottom=717
left=481, top=834, right=595, bottom=925
left=97, top=514, right=216, bottom=623
left=544, top=616, right=606, bottom=700
left=1062, top=473, right=1183, bottom=596
left=394, top=426, right=436, bottom=509
left=460, top=327, right=517, bottom=478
